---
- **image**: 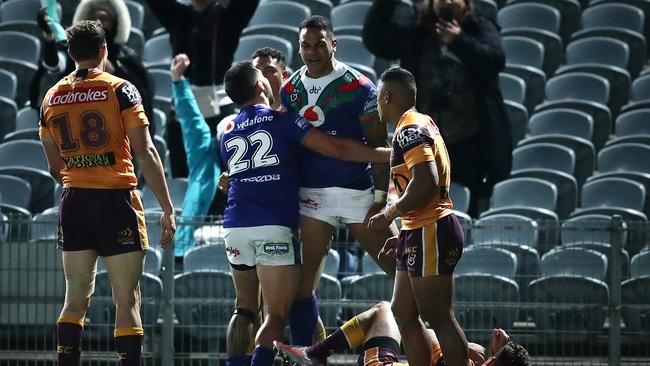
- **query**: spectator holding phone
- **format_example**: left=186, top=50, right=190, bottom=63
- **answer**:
left=364, top=0, right=512, bottom=217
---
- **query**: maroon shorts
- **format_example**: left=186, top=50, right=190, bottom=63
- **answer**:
left=58, top=187, right=148, bottom=256
left=396, top=214, right=464, bottom=277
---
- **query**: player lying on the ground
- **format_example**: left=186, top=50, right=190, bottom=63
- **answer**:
left=274, top=301, right=530, bottom=366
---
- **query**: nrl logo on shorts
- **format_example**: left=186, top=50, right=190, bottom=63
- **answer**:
left=117, top=228, right=135, bottom=245
left=264, top=243, right=289, bottom=256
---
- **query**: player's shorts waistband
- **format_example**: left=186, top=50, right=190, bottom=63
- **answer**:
left=304, top=179, right=373, bottom=191
left=361, top=336, right=401, bottom=354
left=62, top=186, right=135, bottom=193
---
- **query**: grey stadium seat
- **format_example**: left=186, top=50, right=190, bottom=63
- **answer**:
left=143, top=34, right=173, bottom=69
left=0, top=167, right=56, bottom=213
left=324, top=249, right=340, bottom=276
left=362, top=251, right=382, bottom=274
left=0, top=140, right=48, bottom=171
left=616, top=109, right=650, bottom=136
left=501, top=27, right=563, bottom=76
left=493, top=177, right=558, bottom=212
left=15, top=107, right=39, bottom=131
left=570, top=27, right=646, bottom=78
left=582, top=3, right=645, bottom=35
left=566, top=36, right=630, bottom=71
left=498, top=3, right=560, bottom=34
left=509, top=166, right=578, bottom=220
left=126, top=28, right=145, bottom=59
left=456, top=246, right=518, bottom=279
left=512, top=143, right=575, bottom=176
left=249, top=1, right=310, bottom=27
left=331, top=2, right=371, bottom=34
left=316, top=273, right=341, bottom=327
left=541, top=247, right=608, bottom=281
left=266, top=0, right=333, bottom=18
left=142, top=177, right=187, bottom=212
left=622, top=276, right=650, bottom=333
left=30, top=207, right=58, bottom=241
left=582, top=177, right=646, bottom=213
left=0, top=69, right=16, bottom=100
left=0, top=0, right=45, bottom=22
left=0, top=31, right=40, bottom=65
left=0, top=97, right=17, bottom=140
left=561, top=214, right=627, bottom=246
left=183, top=244, right=230, bottom=273
left=471, top=214, right=538, bottom=248
left=545, top=72, right=610, bottom=106
left=503, top=36, right=545, bottom=70
left=598, top=143, right=650, bottom=175
left=0, top=175, right=30, bottom=210
left=149, top=69, right=172, bottom=113
left=630, top=250, right=650, bottom=278
left=506, top=0, right=581, bottom=42
left=450, top=181, right=470, bottom=214
left=3, top=128, right=39, bottom=143
left=504, top=100, right=528, bottom=145
left=630, top=74, right=650, bottom=102
left=529, top=109, right=593, bottom=141
left=499, top=73, right=526, bottom=105
left=335, top=36, right=375, bottom=70
left=125, top=0, right=144, bottom=29
left=504, top=65, right=546, bottom=113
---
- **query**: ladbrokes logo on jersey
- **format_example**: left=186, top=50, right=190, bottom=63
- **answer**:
left=48, top=87, right=108, bottom=106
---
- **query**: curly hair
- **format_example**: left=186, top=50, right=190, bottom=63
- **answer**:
left=496, top=341, right=531, bottom=366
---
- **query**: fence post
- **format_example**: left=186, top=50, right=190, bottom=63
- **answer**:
left=609, top=215, right=623, bottom=366
left=160, top=244, right=175, bottom=366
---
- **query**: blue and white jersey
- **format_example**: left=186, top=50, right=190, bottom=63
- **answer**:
left=280, top=62, right=379, bottom=189
left=220, top=104, right=312, bottom=229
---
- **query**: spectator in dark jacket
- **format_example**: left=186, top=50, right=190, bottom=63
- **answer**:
left=30, top=0, right=155, bottom=128
left=364, top=0, right=512, bottom=217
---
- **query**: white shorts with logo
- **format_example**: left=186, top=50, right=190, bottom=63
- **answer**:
left=223, top=225, right=301, bottom=267
left=299, top=187, right=374, bottom=226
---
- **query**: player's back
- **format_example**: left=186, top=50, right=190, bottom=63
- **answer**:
left=40, top=68, right=148, bottom=189
left=220, top=104, right=311, bottom=229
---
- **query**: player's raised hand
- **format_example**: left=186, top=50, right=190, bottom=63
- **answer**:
left=159, top=211, right=176, bottom=248
left=490, top=328, right=511, bottom=356
left=170, top=53, right=191, bottom=82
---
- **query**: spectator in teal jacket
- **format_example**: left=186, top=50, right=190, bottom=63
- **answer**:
left=170, top=54, right=221, bottom=259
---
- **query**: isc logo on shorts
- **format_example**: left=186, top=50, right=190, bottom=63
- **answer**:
left=264, top=243, right=289, bottom=255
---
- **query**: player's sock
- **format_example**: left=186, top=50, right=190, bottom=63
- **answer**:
left=251, top=346, right=275, bottom=366
left=290, top=294, right=319, bottom=346
left=56, top=316, right=84, bottom=366
left=306, top=316, right=365, bottom=362
left=226, top=355, right=252, bottom=366
left=114, top=327, right=144, bottom=366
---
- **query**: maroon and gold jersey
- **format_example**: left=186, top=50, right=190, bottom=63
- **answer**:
left=390, top=110, right=453, bottom=230
left=39, top=68, right=148, bottom=189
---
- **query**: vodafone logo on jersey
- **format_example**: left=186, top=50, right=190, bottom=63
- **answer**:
left=48, top=87, right=108, bottom=106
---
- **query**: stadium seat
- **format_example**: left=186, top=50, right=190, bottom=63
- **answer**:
left=344, top=273, right=393, bottom=303
left=0, top=167, right=56, bottom=213
left=96, top=246, right=162, bottom=275
left=149, top=69, right=172, bottom=113
left=582, top=177, right=646, bottom=214
left=615, top=109, right=650, bottom=136
left=331, top=2, right=371, bottom=35
left=503, top=36, right=545, bottom=70
left=630, top=250, right=650, bottom=278
left=183, top=244, right=230, bottom=273
left=361, top=251, right=382, bottom=274
left=591, top=141, right=650, bottom=196
left=0, top=175, right=30, bottom=210
left=504, top=65, right=546, bottom=113
left=510, top=168, right=577, bottom=220
left=15, top=107, right=39, bottom=132
left=474, top=0, right=497, bottom=20
left=630, top=74, right=650, bottom=103
left=316, top=273, right=342, bottom=327
left=152, top=108, right=167, bottom=137
left=152, top=135, right=171, bottom=175
left=456, top=246, right=518, bottom=279
left=501, top=28, right=563, bottom=76
left=588, top=0, right=650, bottom=42
left=566, top=35, right=630, bottom=72
left=335, top=36, right=375, bottom=71
left=174, top=270, right=236, bottom=340
left=345, top=62, right=378, bottom=83
left=126, top=28, right=145, bottom=59
left=529, top=108, right=593, bottom=141
left=562, top=242, right=630, bottom=279
left=454, top=274, right=519, bottom=343
left=512, top=142, right=575, bottom=175
left=324, top=249, right=340, bottom=276
left=561, top=214, right=627, bottom=246
left=0, top=31, right=40, bottom=65
left=0, top=240, right=64, bottom=340
left=143, top=177, right=187, bottom=212
left=529, top=275, right=608, bottom=341
left=0, top=69, right=16, bottom=101
left=481, top=207, right=559, bottom=252
left=506, top=0, right=581, bottom=42
left=499, top=73, right=526, bottom=105
left=2, top=128, right=39, bottom=143
left=0, top=0, right=45, bottom=22
left=143, top=33, right=173, bottom=70
left=492, top=177, right=558, bottom=213
left=85, top=271, right=162, bottom=341
left=622, top=275, right=650, bottom=333
left=570, top=28, right=646, bottom=78
left=0, top=212, right=6, bottom=242
left=249, top=0, right=310, bottom=27
left=125, top=0, right=144, bottom=29
left=541, top=247, right=608, bottom=281
left=472, top=214, right=538, bottom=248
left=234, top=35, right=293, bottom=69
left=30, top=207, right=57, bottom=241
left=450, top=181, right=470, bottom=214
left=582, top=3, right=645, bottom=35
left=498, top=3, right=561, bottom=34
left=266, top=0, right=333, bottom=18
left=474, top=242, right=540, bottom=302
left=504, top=100, right=528, bottom=145
left=545, top=72, right=610, bottom=107
left=0, top=140, right=48, bottom=172
left=0, top=96, right=17, bottom=140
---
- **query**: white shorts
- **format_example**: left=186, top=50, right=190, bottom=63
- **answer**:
left=223, top=225, right=301, bottom=268
left=299, top=187, right=374, bottom=226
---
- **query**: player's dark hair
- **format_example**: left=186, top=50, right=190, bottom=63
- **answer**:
left=224, top=61, right=260, bottom=106
left=66, top=20, right=106, bottom=62
left=496, top=341, right=531, bottom=366
left=299, top=15, right=334, bottom=38
left=379, top=67, right=417, bottom=100
left=252, top=47, right=287, bottom=67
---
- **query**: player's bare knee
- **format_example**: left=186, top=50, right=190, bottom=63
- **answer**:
left=113, top=288, right=141, bottom=311
left=421, top=310, right=452, bottom=331
left=391, top=303, right=418, bottom=328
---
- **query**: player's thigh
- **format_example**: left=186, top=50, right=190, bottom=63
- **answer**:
left=363, top=302, right=402, bottom=343
left=347, top=222, right=398, bottom=259
left=298, top=215, right=335, bottom=290
left=256, top=264, right=301, bottom=317
left=103, top=250, right=146, bottom=301
left=390, top=269, right=420, bottom=324
left=231, top=267, right=260, bottom=311
left=410, top=275, right=454, bottom=315
left=62, top=249, right=99, bottom=300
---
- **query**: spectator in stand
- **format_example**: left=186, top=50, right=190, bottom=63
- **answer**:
left=363, top=0, right=512, bottom=217
left=31, top=0, right=155, bottom=129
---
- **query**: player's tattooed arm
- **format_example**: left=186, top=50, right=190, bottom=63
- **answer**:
left=360, top=112, right=390, bottom=193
